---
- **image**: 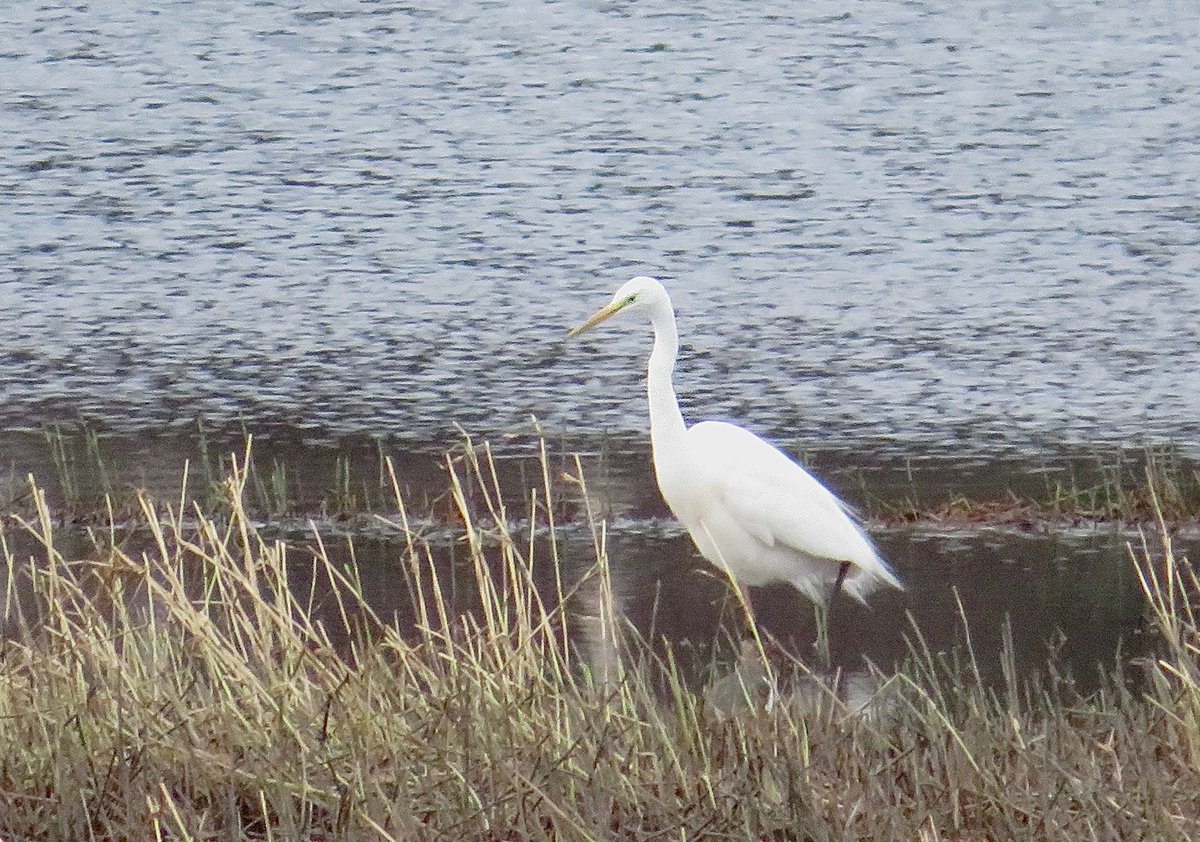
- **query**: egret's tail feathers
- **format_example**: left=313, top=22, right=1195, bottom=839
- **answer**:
left=842, top=555, right=903, bottom=605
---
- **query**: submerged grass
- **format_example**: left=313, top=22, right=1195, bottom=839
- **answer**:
left=0, top=440, right=1198, bottom=839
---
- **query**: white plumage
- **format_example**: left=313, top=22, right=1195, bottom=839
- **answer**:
left=570, top=276, right=901, bottom=606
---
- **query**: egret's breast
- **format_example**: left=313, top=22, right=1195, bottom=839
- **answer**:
left=654, top=463, right=701, bottom=530
left=652, top=437, right=786, bottom=585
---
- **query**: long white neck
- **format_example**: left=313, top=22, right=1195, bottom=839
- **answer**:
left=647, top=304, right=688, bottom=462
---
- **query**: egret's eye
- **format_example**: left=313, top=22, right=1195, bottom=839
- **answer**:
left=623, top=294, right=637, bottom=306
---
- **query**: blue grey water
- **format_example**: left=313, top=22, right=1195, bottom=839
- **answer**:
left=2, top=0, right=1199, bottom=459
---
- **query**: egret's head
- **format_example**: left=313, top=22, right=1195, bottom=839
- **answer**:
left=568, top=276, right=669, bottom=338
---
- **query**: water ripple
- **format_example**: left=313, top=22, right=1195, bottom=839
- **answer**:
left=1, top=1, right=1198, bottom=457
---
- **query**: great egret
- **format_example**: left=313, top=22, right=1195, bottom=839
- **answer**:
left=569, top=276, right=902, bottom=613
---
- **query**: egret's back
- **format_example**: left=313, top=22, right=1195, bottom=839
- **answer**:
left=658, top=420, right=901, bottom=602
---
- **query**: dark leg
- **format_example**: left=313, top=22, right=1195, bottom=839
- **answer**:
left=732, top=583, right=786, bottom=660
left=815, top=560, right=852, bottom=670
left=829, top=560, right=852, bottom=605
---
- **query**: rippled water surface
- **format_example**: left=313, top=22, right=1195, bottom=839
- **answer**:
left=2, top=0, right=1199, bottom=457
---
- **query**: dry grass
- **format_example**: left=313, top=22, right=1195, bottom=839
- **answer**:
left=0, top=439, right=1198, bottom=839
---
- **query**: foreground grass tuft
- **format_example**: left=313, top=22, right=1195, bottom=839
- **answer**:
left=1, top=443, right=1198, bottom=839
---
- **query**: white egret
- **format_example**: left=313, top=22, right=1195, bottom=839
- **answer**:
left=569, top=276, right=902, bottom=613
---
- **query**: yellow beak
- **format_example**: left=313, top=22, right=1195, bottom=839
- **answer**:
left=567, top=299, right=626, bottom=338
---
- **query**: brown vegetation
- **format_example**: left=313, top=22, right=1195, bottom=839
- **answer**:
left=0, top=441, right=1197, bottom=839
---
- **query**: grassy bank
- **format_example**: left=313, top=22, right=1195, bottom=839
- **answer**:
left=876, top=441, right=1200, bottom=530
left=0, top=441, right=1198, bottom=838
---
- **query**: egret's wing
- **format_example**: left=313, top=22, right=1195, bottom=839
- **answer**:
left=687, top=421, right=892, bottom=577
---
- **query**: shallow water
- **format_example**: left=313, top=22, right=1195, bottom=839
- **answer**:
left=612, top=523, right=1161, bottom=687
left=2, top=1, right=1199, bottom=457
left=3, top=500, right=1165, bottom=689
left=2, top=427, right=1186, bottom=688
